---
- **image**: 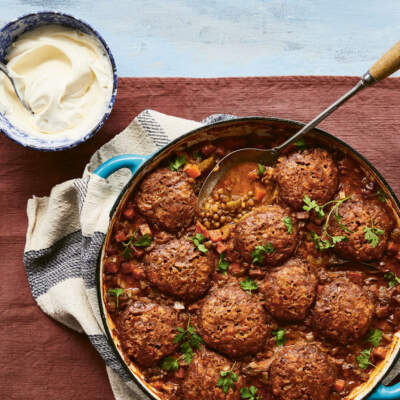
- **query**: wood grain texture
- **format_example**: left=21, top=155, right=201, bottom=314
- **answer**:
left=1, top=76, right=400, bottom=399
left=370, top=41, right=400, bottom=81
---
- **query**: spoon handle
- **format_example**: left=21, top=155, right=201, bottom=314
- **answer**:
left=275, top=40, right=400, bottom=152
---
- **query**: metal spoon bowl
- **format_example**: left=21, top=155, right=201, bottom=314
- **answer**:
left=0, top=61, right=33, bottom=114
left=198, top=40, right=400, bottom=208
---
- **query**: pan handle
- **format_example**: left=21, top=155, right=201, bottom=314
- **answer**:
left=93, top=154, right=151, bottom=179
left=368, top=382, right=400, bottom=400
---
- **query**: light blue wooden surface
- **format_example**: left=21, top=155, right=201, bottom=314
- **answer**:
left=1, top=0, right=400, bottom=77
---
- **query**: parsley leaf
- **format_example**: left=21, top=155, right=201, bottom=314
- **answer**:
left=257, top=163, right=265, bottom=177
left=192, top=233, right=208, bottom=253
left=272, top=328, right=286, bottom=347
left=240, top=277, right=258, bottom=293
left=217, top=362, right=238, bottom=394
left=303, top=195, right=325, bottom=218
left=241, top=386, right=261, bottom=400
left=134, top=233, right=152, bottom=247
left=218, top=252, right=230, bottom=274
left=283, top=216, right=293, bottom=234
left=357, top=348, right=374, bottom=369
left=121, top=233, right=136, bottom=260
left=169, top=155, right=186, bottom=171
left=364, top=221, right=384, bottom=248
left=161, top=356, right=179, bottom=372
left=108, top=288, right=124, bottom=309
left=376, top=188, right=387, bottom=203
left=384, top=271, right=400, bottom=288
left=311, top=232, right=347, bottom=250
left=368, top=329, right=383, bottom=348
left=173, top=319, right=203, bottom=364
left=294, top=138, right=307, bottom=149
left=251, top=242, right=274, bottom=264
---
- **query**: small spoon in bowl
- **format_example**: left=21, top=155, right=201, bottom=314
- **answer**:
left=0, top=61, right=33, bottom=114
left=198, top=41, right=400, bottom=208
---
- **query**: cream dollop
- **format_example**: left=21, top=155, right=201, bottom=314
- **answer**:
left=0, top=25, right=113, bottom=140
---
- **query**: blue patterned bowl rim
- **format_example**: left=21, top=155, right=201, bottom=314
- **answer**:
left=0, top=11, right=118, bottom=151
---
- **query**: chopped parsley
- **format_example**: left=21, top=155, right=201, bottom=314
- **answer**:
left=173, top=319, right=203, bottom=364
left=384, top=271, right=400, bottom=288
left=368, top=329, right=383, bottom=348
left=191, top=233, right=208, bottom=254
left=303, top=195, right=325, bottom=218
left=134, top=233, right=153, bottom=247
left=364, top=221, right=384, bottom=248
left=376, top=188, right=388, bottom=203
left=108, top=288, right=123, bottom=309
left=357, top=348, right=374, bottom=369
left=294, top=137, right=307, bottom=150
left=121, top=233, right=136, bottom=260
left=257, top=163, right=265, bottom=177
left=161, top=356, right=179, bottom=372
left=217, top=252, right=230, bottom=274
left=169, top=155, right=186, bottom=171
left=217, top=362, right=238, bottom=394
left=240, top=277, right=258, bottom=293
left=283, top=216, right=293, bottom=234
left=306, top=196, right=351, bottom=250
left=251, top=242, right=274, bottom=264
left=272, top=328, right=286, bottom=347
left=241, top=386, right=261, bottom=400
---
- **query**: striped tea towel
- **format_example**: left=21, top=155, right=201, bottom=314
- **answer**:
left=23, top=110, right=233, bottom=400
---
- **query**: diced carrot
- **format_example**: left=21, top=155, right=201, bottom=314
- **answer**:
left=334, top=379, right=345, bottom=392
left=254, top=184, right=267, bottom=202
left=201, top=143, right=216, bottom=156
left=123, top=208, right=135, bottom=220
left=216, top=241, right=229, bottom=254
left=184, top=163, right=201, bottom=178
left=248, top=169, right=259, bottom=181
left=372, top=347, right=387, bottom=361
left=209, top=229, right=222, bottom=242
left=196, top=221, right=210, bottom=239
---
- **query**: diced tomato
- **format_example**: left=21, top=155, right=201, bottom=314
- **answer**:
left=215, top=146, right=226, bottom=157
left=114, top=231, right=127, bottom=243
left=121, top=261, right=135, bottom=274
left=139, top=223, right=152, bottom=236
left=104, top=262, right=118, bottom=274
left=184, top=163, right=201, bottom=179
left=216, top=241, right=229, bottom=254
left=196, top=221, right=210, bottom=239
left=372, top=346, right=387, bottom=361
left=123, top=208, right=135, bottom=220
left=132, top=266, right=146, bottom=280
left=317, top=285, right=324, bottom=295
left=209, top=229, right=222, bottom=242
left=248, top=169, right=259, bottom=181
left=254, top=184, right=266, bottom=202
left=334, top=379, right=345, bottom=392
left=201, top=143, right=216, bottom=156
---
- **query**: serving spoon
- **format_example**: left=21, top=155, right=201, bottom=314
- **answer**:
left=198, top=41, right=400, bottom=207
left=0, top=61, right=33, bottom=114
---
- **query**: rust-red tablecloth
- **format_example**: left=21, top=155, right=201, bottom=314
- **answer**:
left=1, top=76, right=400, bottom=399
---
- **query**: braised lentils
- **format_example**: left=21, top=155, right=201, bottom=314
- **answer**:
left=103, top=136, right=400, bottom=400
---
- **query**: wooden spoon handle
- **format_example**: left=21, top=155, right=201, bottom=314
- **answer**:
left=369, top=41, right=400, bottom=81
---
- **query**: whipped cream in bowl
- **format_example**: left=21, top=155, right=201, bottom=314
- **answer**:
left=0, top=13, right=117, bottom=150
